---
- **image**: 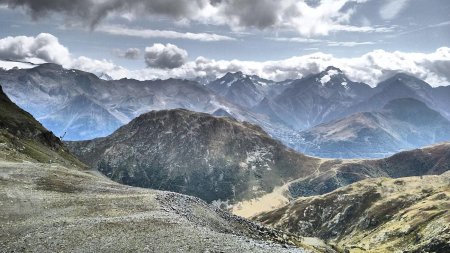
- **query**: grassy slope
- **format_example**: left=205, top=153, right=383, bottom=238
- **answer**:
left=254, top=173, right=450, bottom=252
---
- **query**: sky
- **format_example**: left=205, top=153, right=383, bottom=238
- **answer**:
left=0, top=0, right=449, bottom=86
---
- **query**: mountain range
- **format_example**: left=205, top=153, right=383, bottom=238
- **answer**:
left=2, top=62, right=450, bottom=158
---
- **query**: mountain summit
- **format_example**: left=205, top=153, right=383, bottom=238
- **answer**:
left=206, top=71, right=283, bottom=108
left=67, top=108, right=322, bottom=203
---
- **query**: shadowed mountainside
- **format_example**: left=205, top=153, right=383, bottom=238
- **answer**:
left=66, top=109, right=324, bottom=204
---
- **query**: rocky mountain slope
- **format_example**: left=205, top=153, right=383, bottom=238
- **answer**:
left=255, top=172, right=450, bottom=252
left=255, top=67, right=375, bottom=130
left=206, top=71, right=291, bottom=108
left=66, top=109, right=324, bottom=204
left=297, top=98, right=450, bottom=158
left=0, top=84, right=316, bottom=252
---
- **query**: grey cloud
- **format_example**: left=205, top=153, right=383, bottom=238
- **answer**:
left=216, top=0, right=281, bottom=29
left=0, top=0, right=390, bottom=37
left=144, top=43, right=187, bottom=69
left=113, top=48, right=141, bottom=60
left=0, top=0, right=210, bottom=27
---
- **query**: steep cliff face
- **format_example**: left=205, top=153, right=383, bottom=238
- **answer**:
left=255, top=172, right=450, bottom=252
left=67, top=109, right=322, bottom=203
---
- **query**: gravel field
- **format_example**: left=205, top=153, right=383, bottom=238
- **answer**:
left=0, top=161, right=311, bottom=253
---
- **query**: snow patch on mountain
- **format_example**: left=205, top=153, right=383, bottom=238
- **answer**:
left=320, top=69, right=340, bottom=85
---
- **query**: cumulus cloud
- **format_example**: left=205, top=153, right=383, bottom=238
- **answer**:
left=0, top=0, right=391, bottom=37
left=98, top=25, right=235, bottom=42
left=144, top=43, right=188, bottom=69
left=0, top=33, right=71, bottom=65
left=112, top=48, right=141, bottom=59
left=0, top=33, right=132, bottom=80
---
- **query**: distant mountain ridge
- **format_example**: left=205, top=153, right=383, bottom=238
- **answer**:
left=296, top=98, right=450, bottom=158
left=0, top=63, right=283, bottom=140
left=255, top=66, right=376, bottom=130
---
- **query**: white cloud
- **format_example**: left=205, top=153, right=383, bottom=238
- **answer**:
left=380, top=0, right=410, bottom=20
left=70, top=56, right=130, bottom=79
left=144, top=43, right=188, bottom=69
left=0, top=33, right=71, bottom=65
left=123, top=47, right=450, bottom=87
left=1, top=33, right=449, bottom=87
left=98, top=25, right=235, bottom=42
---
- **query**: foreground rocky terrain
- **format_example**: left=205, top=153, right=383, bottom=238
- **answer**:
left=255, top=173, right=450, bottom=252
left=0, top=85, right=321, bottom=252
left=0, top=160, right=320, bottom=253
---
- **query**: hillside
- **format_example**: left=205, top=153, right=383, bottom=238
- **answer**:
left=288, top=142, right=450, bottom=198
left=67, top=109, right=324, bottom=204
left=255, top=172, right=450, bottom=252
left=232, top=142, right=450, bottom=218
left=0, top=85, right=83, bottom=167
